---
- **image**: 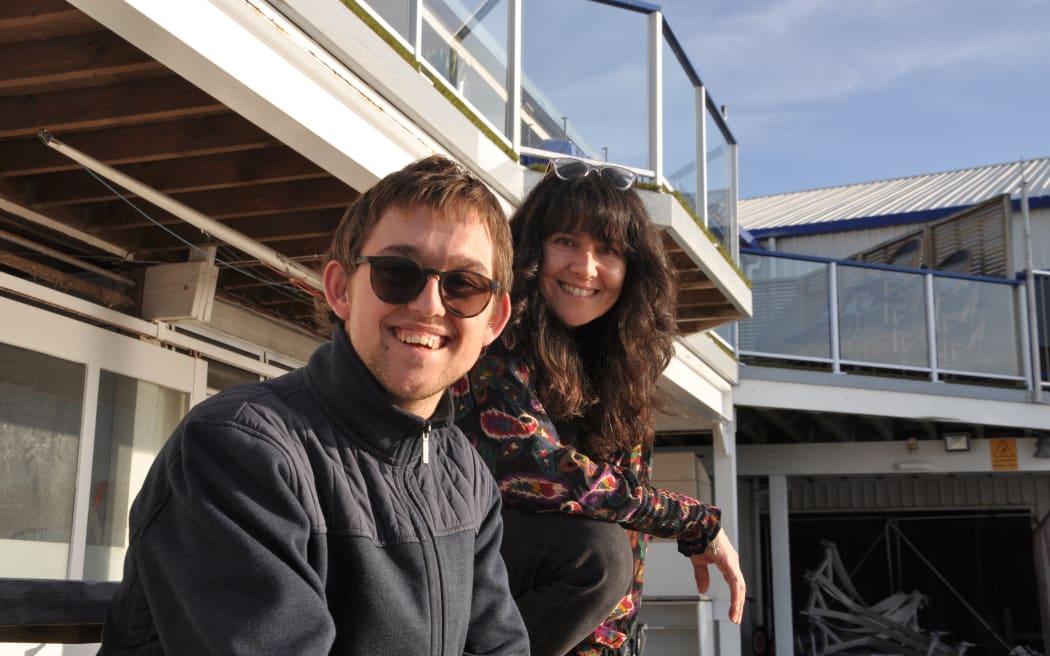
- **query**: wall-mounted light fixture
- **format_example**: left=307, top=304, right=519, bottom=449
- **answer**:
left=942, top=431, right=971, bottom=452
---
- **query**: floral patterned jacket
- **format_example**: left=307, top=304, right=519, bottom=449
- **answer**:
left=453, top=329, right=722, bottom=654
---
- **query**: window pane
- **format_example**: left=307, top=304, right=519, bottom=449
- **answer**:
left=663, top=38, right=698, bottom=212
left=85, top=371, right=188, bottom=581
left=934, top=277, right=1022, bottom=377
left=422, top=0, right=509, bottom=135
left=207, top=359, right=260, bottom=395
left=364, top=0, right=412, bottom=43
left=522, top=1, right=648, bottom=168
left=0, top=343, right=84, bottom=579
left=837, top=265, right=928, bottom=368
left=706, top=109, right=732, bottom=251
left=740, top=254, right=831, bottom=359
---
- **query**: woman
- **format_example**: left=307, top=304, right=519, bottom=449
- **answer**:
left=455, top=157, right=745, bottom=655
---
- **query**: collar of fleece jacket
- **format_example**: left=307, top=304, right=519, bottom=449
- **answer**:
left=306, top=322, right=455, bottom=459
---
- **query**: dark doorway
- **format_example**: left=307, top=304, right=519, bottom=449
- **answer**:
left=784, top=510, right=1043, bottom=655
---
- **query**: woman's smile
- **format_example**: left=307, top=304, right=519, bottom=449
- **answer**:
left=540, top=231, right=626, bottom=327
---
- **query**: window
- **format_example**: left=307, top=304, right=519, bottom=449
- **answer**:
left=84, top=372, right=188, bottom=581
left=0, top=343, right=85, bottom=578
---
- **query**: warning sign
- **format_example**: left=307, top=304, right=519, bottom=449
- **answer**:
left=990, top=438, right=1018, bottom=471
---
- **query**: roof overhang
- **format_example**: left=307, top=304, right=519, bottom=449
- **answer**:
left=640, top=190, right=752, bottom=334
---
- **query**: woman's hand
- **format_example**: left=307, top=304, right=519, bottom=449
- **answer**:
left=688, top=530, right=746, bottom=624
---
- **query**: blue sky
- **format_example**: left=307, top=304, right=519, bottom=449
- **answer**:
left=654, top=0, right=1050, bottom=199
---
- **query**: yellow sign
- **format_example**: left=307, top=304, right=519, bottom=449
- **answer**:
left=990, top=438, right=1018, bottom=471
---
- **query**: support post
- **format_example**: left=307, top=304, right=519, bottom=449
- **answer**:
left=713, top=420, right=742, bottom=655
left=770, top=474, right=793, bottom=656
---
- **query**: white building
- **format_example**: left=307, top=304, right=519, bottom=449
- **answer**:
left=735, top=158, right=1050, bottom=655
left=0, top=1, right=750, bottom=654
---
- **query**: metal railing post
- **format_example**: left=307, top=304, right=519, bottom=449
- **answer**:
left=1021, top=176, right=1044, bottom=402
left=1019, top=286, right=1034, bottom=392
left=925, top=273, right=939, bottom=382
left=696, top=84, right=707, bottom=229
left=829, top=262, right=841, bottom=373
left=648, top=11, right=663, bottom=183
left=506, top=0, right=521, bottom=153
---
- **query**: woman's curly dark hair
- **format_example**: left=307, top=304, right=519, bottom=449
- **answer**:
left=509, top=171, right=678, bottom=460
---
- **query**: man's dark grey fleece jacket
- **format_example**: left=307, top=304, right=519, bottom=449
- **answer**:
left=98, top=323, right=528, bottom=655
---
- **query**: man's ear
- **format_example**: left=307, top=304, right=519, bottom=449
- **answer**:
left=482, top=292, right=512, bottom=346
left=323, top=260, right=352, bottom=321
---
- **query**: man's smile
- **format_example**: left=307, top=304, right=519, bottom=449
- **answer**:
left=394, top=327, right=447, bottom=350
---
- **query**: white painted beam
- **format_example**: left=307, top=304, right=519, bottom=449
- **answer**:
left=769, top=475, right=794, bottom=656
left=713, top=421, right=742, bottom=655
left=739, top=438, right=1050, bottom=477
left=737, top=376, right=1050, bottom=431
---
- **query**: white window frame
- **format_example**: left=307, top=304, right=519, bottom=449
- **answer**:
left=1, top=296, right=201, bottom=580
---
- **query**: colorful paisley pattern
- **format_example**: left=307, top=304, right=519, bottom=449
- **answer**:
left=454, top=330, right=722, bottom=653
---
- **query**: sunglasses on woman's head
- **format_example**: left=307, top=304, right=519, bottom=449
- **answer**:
left=545, top=157, right=637, bottom=191
left=354, top=256, right=499, bottom=318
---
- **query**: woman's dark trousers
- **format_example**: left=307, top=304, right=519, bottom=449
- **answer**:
left=500, top=507, right=634, bottom=656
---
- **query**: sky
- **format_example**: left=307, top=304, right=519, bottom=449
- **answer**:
left=653, top=0, right=1050, bottom=199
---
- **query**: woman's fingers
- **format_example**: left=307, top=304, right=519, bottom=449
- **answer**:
left=689, top=531, right=747, bottom=624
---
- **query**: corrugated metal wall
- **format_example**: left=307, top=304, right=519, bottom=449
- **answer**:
left=787, top=473, right=1050, bottom=523
left=758, top=203, right=1049, bottom=278
left=765, top=224, right=924, bottom=260
left=739, top=157, right=1050, bottom=232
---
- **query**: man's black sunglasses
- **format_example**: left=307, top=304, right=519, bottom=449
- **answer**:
left=354, top=256, right=499, bottom=318
left=545, top=157, right=637, bottom=190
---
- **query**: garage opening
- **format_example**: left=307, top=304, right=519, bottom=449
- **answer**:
left=780, top=510, right=1043, bottom=655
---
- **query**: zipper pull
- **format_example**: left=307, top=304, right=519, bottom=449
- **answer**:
left=422, top=423, right=431, bottom=465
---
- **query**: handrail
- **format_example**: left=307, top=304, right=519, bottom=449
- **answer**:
left=740, top=247, right=1022, bottom=286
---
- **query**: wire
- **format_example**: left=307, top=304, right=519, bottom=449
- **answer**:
left=887, top=521, right=1011, bottom=651
left=79, top=166, right=318, bottom=301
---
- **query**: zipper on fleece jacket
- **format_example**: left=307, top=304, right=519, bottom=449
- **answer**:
left=399, top=426, right=443, bottom=652
left=421, top=422, right=431, bottom=465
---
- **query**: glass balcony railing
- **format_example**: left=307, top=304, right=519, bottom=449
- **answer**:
left=421, top=0, right=510, bottom=134
left=521, top=1, right=648, bottom=168
left=353, top=0, right=738, bottom=256
left=739, top=249, right=1030, bottom=384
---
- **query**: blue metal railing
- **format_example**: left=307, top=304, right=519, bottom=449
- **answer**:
left=738, top=248, right=1031, bottom=385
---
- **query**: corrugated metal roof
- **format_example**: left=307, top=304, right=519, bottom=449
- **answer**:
left=739, top=157, right=1050, bottom=235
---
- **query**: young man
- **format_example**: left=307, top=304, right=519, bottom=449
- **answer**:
left=99, top=156, right=527, bottom=655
